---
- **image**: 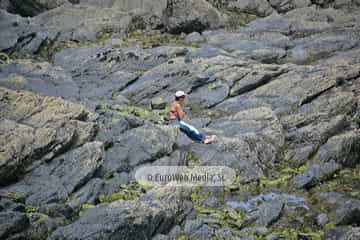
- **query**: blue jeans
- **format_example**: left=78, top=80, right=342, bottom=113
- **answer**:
left=168, top=120, right=205, bottom=143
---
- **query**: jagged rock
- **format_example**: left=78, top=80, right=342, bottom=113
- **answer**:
left=0, top=211, right=30, bottom=239
left=0, top=87, right=97, bottom=185
left=54, top=45, right=188, bottom=102
left=0, top=4, right=146, bottom=54
left=49, top=187, right=192, bottom=240
left=294, top=161, right=341, bottom=189
left=6, top=142, right=104, bottom=206
left=121, top=55, right=248, bottom=108
left=316, top=131, right=360, bottom=167
left=163, top=0, right=227, bottom=34
left=0, top=59, right=79, bottom=99
left=103, top=124, right=178, bottom=174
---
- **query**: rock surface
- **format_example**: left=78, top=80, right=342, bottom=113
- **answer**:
left=0, top=1, right=360, bottom=239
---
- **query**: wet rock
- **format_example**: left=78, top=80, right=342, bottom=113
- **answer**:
left=7, top=142, right=104, bottom=206
left=0, top=211, right=29, bottom=239
left=50, top=187, right=192, bottom=240
left=294, top=161, right=341, bottom=189
left=316, top=131, right=360, bottom=167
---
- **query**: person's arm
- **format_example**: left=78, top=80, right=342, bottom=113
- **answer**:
left=176, top=103, right=185, bottom=119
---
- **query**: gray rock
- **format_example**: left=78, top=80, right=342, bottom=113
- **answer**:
left=0, top=10, right=31, bottom=51
left=103, top=124, right=178, bottom=174
left=0, top=87, right=96, bottom=185
left=294, top=161, right=341, bottom=189
left=49, top=187, right=192, bottom=240
left=68, top=178, right=104, bottom=209
left=325, top=226, right=360, bottom=240
left=163, top=0, right=227, bottom=34
left=268, top=0, right=311, bottom=13
left=5, top=0, right=68, bottom=17
left=316, top=131, right=360, bottom=167
left=184, top=218, right=204, bottom=234
left=191, top=224, right=215, bottom=240
left=0, top=59, right=79, bottom=100
left=186, top=32, right=205, bottom=44
left=228, top=0, right=274, bottom=17
left=78, top=0, right=167, bottom=18
left=0, top=211, right=29, bottom=239
left=251, top=201, right=284, bottom=226
left=319, top=193, right=360, bottom=226
left=7, top=142, right=104, bottom=206
left=317, top=213, right=329, bottom=226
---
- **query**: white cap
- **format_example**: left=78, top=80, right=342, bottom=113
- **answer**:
left=175, top=91, right=188, bottom=97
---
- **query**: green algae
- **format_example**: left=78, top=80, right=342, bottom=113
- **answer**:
left=98, top=183, right=147, bottom=203
left=0, top=52, right=11, bottom=64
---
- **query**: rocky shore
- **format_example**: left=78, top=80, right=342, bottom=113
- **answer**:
left=0, top=0, right=360, bottom=239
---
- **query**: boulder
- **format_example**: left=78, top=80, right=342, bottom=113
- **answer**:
left=163, top=0, right=227, bottom=34
left=6, top=142, right=104, bottom=206
left=268, top=0, right=311, bottom=13
left=227, top=0, right=274, bottom=17
left=50, top=187, right=192, bottom=240
left=252, top=201, right=284, bottom=226
left=4, top=0, right=68, bottom=17
left=293, top=161, right=341, bottom=189
left=103, top=124, right=178, bottom=174
left=316, top=131, right=360, bottom=167
left=0, top=87, right=97, bottom=185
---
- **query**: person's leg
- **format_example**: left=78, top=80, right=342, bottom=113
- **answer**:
left=178, top=120, right=205, bottom=143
